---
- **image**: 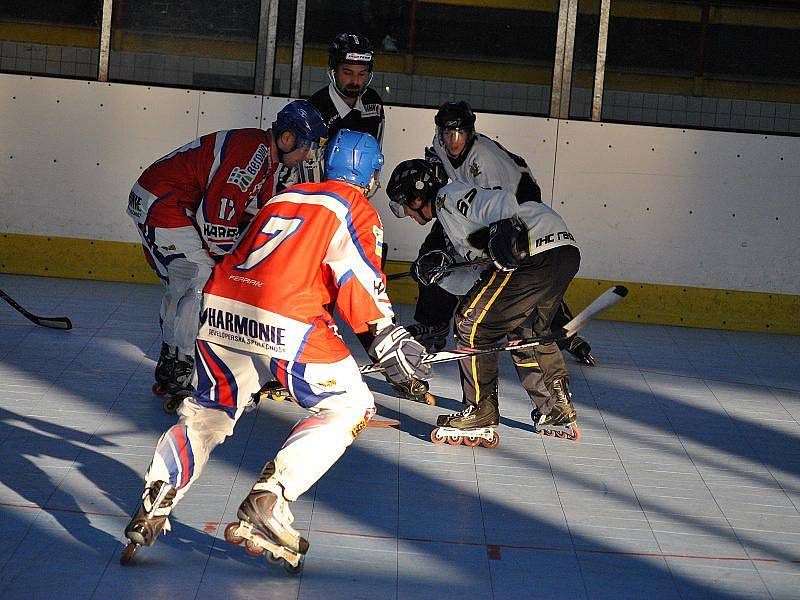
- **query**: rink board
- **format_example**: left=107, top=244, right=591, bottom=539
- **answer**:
left=0, top=73, right=798, bottom=333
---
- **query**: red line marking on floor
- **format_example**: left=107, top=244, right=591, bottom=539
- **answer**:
left=1, top=501, right=791, bottom=565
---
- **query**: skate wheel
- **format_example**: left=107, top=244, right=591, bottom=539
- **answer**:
left=463, top=435, right=481, bottom=447
left=284, top=555, right=304, bottom=575
left=570, top=424, right=581, bottom=442
left=244, top=537, right=265, bottom=557
left=424, top=393, right=436, bottom=406
left=152, top=383, right=166, bottom=396
left=430, top=429, right=445, bottom=444
left=481, top=431, right=500, bottom=449
left=119, top=542, right=140, bottom=565
left=224, top=522, right=243, bottom=545
left=265, top=551, right=281, bottom=565
left=446, top=435, right=463, bottom=446
left=162, top=397, right=180, bottom=415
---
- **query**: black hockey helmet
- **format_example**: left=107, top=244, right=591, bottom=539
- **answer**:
left=386, top=159, right=448, bottom=218
left=328, top=33, right=375, bottom=72
left=434, top=101, right=476, bottom=131
left=435, top=101, right=476, bottom=159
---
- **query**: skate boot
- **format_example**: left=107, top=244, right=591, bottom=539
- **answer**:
left=224, top=461, right=308, bottom=575
left=390, top=377, right=436, bottom=405
left=406, top=321, right=450, bottom=352
left=532, top=376, right=581, bottom=441
left=152, top=343, right=175, bottom=396
left=567, top=335, right=596, bottom=367
left=162, top=353, right=194, bottom=415
left=120, top=480, right=176, bottom=565
left=431, top=400, right=500, bottom=448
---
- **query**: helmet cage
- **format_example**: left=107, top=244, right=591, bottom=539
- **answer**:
left=436, top=127, right=473, bottom=155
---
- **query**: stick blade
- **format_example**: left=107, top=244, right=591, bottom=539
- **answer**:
left=562, top=285, right=628, bottom=338
left=34, top=317, right=73, bottom=330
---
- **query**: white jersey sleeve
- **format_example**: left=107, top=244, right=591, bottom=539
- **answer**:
left=436, top=181, right=577, bottom=260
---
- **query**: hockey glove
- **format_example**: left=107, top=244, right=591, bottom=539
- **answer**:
left=411, top=249, right=454, bottom=287
left=487, top=216, right=530, bottom=271
left=369, top=324, right=432, bottom=385
left=466, top=227, right=490, bottom=250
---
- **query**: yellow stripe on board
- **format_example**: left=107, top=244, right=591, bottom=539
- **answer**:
left=0, top=233, right=159, bottom=284
left=0, top=233, right=797, bottom=334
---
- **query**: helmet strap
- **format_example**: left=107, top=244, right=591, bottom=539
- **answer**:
left=365, top=172, right=380, bottom=198
left=329, top=68, right=373, bottom=99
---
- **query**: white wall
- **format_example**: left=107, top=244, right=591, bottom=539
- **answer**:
left=1, top=73, right=798, bottom=294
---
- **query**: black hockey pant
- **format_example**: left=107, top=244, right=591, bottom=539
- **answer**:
left=454, top=245, right=580, bottom=414
left=414, top=222, right=576, bottom=355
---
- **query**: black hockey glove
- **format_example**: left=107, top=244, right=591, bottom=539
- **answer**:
left=368, top=324, right=432, bottom=385
left=411, top=249, right=454, bottom=287
left=466, top=227, right=490, bottom=250
left=487, top=216, right=530, bottom=271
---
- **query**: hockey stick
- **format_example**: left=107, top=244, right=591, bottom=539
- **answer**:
left=0, top=289, right=73, bottom=330
left=387, top=257, right=493, bottom=282
left=360, top=285, right=627, bottom=374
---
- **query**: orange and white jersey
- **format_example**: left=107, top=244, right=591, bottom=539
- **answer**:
left=198, top=180, right=394, bottom=363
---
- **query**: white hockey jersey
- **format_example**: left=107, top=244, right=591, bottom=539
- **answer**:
left=429, top=133, right=539, bottom=203
left=434, top=181, right=577, bottom=263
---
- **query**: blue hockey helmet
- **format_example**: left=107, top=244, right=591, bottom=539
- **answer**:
left=324, top=129, right=384, bottom=191
left=272, top=100, right=328, bottom=150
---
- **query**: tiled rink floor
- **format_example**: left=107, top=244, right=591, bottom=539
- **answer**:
left=0, top=274, right=798, bottom=600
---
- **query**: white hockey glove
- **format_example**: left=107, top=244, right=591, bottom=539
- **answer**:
left=411, top=249, right=454, bottom=287
left=368, top=324, right=432, bottom=385
left=487, top=216, right=530, bottom=271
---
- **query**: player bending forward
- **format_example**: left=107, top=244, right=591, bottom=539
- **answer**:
left=127, top=100, right=327, bottom=413
left=386, top=159, right=581, bottom=447
left=121, top=130, right=430, bottom=573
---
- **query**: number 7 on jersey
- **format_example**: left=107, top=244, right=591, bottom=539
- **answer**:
left=235, top=216, right=303, bottom=271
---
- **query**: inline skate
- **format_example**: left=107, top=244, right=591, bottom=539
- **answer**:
left=152, top=342, right=175, bottom=396
left=162, top=353, right=194, bottom=415
left=224, top=461, right=308, bottom=575
left=120, top=480, right=176, bottom=565
left=532, top=376, right=581, bottom=441
left=390, top=377, right=436, bottom=405
left=431, top=400, right=500, bottom=448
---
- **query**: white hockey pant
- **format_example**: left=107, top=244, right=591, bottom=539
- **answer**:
left=136, top=224, right=214, bottom=356
left=143, top=340, right=375, bottom=504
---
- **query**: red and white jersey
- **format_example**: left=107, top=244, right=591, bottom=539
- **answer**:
left=127, top=128, right=279, bottom=255
left=198, top=180, right=395, bottom=363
